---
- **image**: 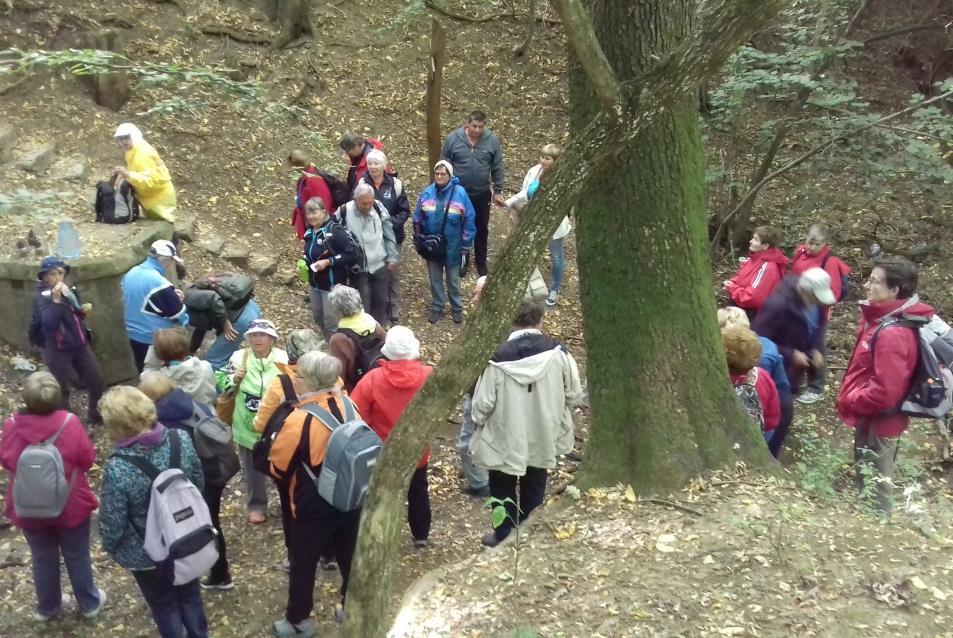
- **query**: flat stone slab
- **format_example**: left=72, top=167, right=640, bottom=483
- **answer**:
left=199, top=235, right=225, bottom=255
left=249, top=252, right=277, bottom=277
left=222, top=242, right=251, bottom=267
left=17, top=142, right=57, bottom=174
left=174, top=217, right=196, bottom=242
left=63, top=159, right=88, bottom=183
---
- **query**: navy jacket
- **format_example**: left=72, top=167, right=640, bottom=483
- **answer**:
left=753, top=275, right=824, bottom=391
left=31, top=282, right=90, bottom=351
left=302, top=220, right=358, bottom=291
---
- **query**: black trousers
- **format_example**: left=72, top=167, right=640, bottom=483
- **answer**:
left=468, top=189, right=492, bottom=276
left=408, top=466, right=432, bottom=542
left=487, top=467, right=548, bottom=542
left=768, top=390, right=795, bottom=458
left=129, top=339, right=151, bottom=374
left=286, top=510, right=361, bottom=624
left=202, top=482, right=230, bottom=580
left=43, top=344, right=104, bottom=423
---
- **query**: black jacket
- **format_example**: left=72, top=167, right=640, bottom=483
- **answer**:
left=360, top=173, right=410, bottom=244
left=30, top=282, right=90, bottom=351
left=303, top=220, right=358, bottom=291
left=752, top=275, right=823, bottom=389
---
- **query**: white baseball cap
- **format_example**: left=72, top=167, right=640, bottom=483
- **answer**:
left=150, top=240, right=184, bottom=265
left=800, top=267, right=836, bottom=305
left=245, top=319, right=279, bottom=339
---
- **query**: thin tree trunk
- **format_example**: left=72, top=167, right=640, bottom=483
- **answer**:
left=426, top=18, right=446, bottom=169
left=728, top=123, right=788, bottom=249
left=512, top=0, right=538, bottom=57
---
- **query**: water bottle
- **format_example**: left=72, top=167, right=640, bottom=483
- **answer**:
left=56, top=220, right=82, bottom=260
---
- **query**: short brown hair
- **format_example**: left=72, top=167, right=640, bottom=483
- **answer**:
left=753, top=225, right=781, bottom=248
left=873, top=257, right=918, bottom=299
left=514, top=301, right=545, bottom=328
left=286, top=149, right=309, bottom=167
left=722, top=326, right=761, bottom=374
left=22, top=371, right=61, bottom=415
left=338, top=132, right=363, bottom=152
left=138, top=372, right=176, bottom=403
left=99, top=386, right=157, bottom=441
left=153, top=328, right=190, bottom=363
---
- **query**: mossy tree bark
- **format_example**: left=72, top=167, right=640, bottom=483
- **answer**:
left=342, top=0, right=789, bottom=634
left=569, top=0, right=771, bottom=493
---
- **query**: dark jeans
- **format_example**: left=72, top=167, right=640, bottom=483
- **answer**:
left=807, top=324, right=828, bottom=394
left=351, top=267, right=390, bottom=326
left=202, top=483, right=230, bottom=580
left=23, top=518, right=100, bottom=616
left=387, top=243, right=403, bottom=323
left=129, top=339, right=151, bottom=374
left=768, top=390, right=795, bottom=458
left=43, top=344, right=104, bottom=423
left=408, top=466, right=432, bottom=542
left=286, top=511, right=361, bottom=624
left=132, top=561, right=208, bottom=638
left=487, top=467, right=548, bottom=542
left=468, top=189, right=492, bottom=276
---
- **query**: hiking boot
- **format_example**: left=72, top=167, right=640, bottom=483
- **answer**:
left=201, top=575, right=235, bottom=591
left=451, top=310, right=463, bottom=324
left=413, top=539, right=429, bottom=549
left=34, top=594, right=71, bottom=622
left=796, top=391, right=825, bottom=405
left=546, top=290, right=559, bottom=307
left=463, top=485, right=490, bottom=498
left=81, top=588, right=107, bottom=619
left=273, top=618, right=315, bottom=638
left=428, top=309, right=441, bottom=324
left=320, top=557, right=338, bottom=571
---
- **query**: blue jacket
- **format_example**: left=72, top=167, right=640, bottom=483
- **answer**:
left=758, top=336, right=791, bottom=396
left=31, top=282, right=90, bottom=351
left=99, top=426, right=204, bottom=569
left=122, top=256, right=189, bottom=343
left=412, top=176, right=476, bottom=266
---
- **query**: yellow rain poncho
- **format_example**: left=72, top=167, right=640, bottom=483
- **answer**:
left=115, top=123, right=177, bottom=222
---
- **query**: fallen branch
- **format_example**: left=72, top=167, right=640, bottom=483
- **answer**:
left=0, top=72, right=28, bottom=95
left=201, top=24, right=274, bottom=45
left=864, top=23, right=951, bottom=46
left=641, top=498, right=704, bottom=516
left=712, top=87, right=953, bottom=244
left=424, top=0, right=560, bottom=25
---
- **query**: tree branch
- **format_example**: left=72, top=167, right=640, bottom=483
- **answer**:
left=712, top=87, right=953, bottom=244
left=200, top=24, right=274, bottom=45
left=550, top=0, right=622, bottom=115
left=864, top=23, right=951, bottom=45
left=512, top=0, right=537, bottom=57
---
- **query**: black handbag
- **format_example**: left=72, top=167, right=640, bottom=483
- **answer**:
left=413, top=193, right=452, bottom=260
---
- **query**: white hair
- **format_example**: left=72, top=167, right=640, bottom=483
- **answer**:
left=353, top=182, right=375, bottom=200
left=366, top=149, right=387, bottom=167
left=305, top=197, right=326, bottom=213
left=297, top=351, right=342, bottom=391
left=328, top=284, right=364, bottom=318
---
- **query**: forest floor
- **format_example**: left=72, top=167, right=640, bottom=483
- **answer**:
left=1, top=0, right=953, bottom=636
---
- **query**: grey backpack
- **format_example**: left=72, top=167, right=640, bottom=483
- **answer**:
left=733, top=368, right=765, bottom=430
left=13, top=413, right=76, bottom=518
left=298, top=397, right=382, bottom=512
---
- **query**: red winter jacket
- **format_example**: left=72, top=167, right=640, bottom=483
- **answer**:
left=291, top=167, right=334, bottom=239
left=725, top=247, right=789, bottom=311
left=837, top=297, right=934, bottom=437
left=0, top=410, right=98, bottom=530
left=731, top=367, right=781, bottom=432
left=347, top=137, right=383, bottom=192
left=350, top=359, right=431, bottom=467
left=790, top=244, right=851, bottom=322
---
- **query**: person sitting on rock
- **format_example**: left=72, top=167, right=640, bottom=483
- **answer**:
left=112, top=123, right=177, bottom=223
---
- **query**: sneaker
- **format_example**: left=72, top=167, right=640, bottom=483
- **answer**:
left=796, top=391, right=825, bottom=404
left=463, top=485, right=490, bottom=498
left=282, top=557, right=291, bottom=574
left=273, top=618, right=316, bottom=638
left=320, top=557, right=338, bottom=571
left=546, top=290, right=559, bottom=307
left=201, top=575, right=235, bottom=591
left=428, top=309, right=441, bottom=324
left=451, top=310, right=463, bottom=324
left=34, top=593, right=71, bottom=622
left=413, top=539, right=429, bottom=549
left=81, top=588, right=107, bottom=619
left=248, top=511, right=267, bottom=524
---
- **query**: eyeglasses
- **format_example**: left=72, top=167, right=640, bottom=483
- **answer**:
left=434, top=170, right=449, bottom=176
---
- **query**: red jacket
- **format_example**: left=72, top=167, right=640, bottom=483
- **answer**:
left=726, top=247, right=789, bottom=311
left=347, top=137, right=383, bottom=192
left=291, top=167, right=334, bottom=239
left=350, top=359, right=431, bottom=467
left=730, top=367, right=781, bottom=432
left=837, top=297, right=934, bottom=437
left=790, top=244, right=851, bottom=322
left=0, top=410, right=98, bottom=530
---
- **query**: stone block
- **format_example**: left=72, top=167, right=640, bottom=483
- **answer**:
left=17, top=143, right=57, bottom=174
left=249, top=253, right=278, bottom=277
left=222, top=243, right=251, bottom=267
left=63, top=160, right=88, bottom=183
left=174, top=217, right=196, bottom=242
left=277, top=269, right=299, bottom=286
left=200, top=235, right=226, bottom=256
left=0, top=127, right=14, bottom=163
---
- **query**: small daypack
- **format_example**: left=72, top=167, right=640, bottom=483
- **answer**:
left=12, top=413, right=76, bottom=519
left=192, top=273, right=255, bottom=312
left=871, top=313, right=953, bottom=419
left=313, top=169, right=351, bottom=209
left=820, top=253, right=850, bottom=302
left=95, top=178, right=140, bottom=224
left=114, top=431, right=219, bottom=585
left=336, top=327, right=385, bottom=387
left=733, top=368, right=765, bottom=430
left=252, top=374, right=298, bottom=478
left=182, top=404, right=241, bottom=487
left=298, top=397, right=382, bottom=512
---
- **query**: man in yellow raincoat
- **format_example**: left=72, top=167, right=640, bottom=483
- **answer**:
left=113, top=123, right=177, bottom=222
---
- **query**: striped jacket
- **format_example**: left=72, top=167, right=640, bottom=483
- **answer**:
left=412, top=176, right=476, bottom=265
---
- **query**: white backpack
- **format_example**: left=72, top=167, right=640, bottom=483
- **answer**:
left=13, top=413, right=76, bottom=518
left=114, top=430, right=218, bottom=585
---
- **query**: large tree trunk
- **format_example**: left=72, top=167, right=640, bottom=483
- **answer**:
left=570, top=0, right=770, bottom=493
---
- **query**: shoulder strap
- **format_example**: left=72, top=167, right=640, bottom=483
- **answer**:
left=46, top=412, right=73, bottom=445
left=279, top=374, right=296, bottom=402
left=113, top=453, right=161, bottom=482
left=869, top=318, right=914, bottom=361
left=169, top=429, right=181, bottom=470
left=299, top=402, right=342, bottom=432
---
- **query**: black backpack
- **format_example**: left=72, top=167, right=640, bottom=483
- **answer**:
left=193, top=273, right=255, bottom=311
left=314, top=169, right=351, bottom=209
left=332, top=207, right=369, bottom=274
left=182, top=404, right=241, bottom=487
left=252, top=374, right=298, bottom=479
left=337, top=327, right=385, bottom=387
left=95, top=178, right=140, bottom=224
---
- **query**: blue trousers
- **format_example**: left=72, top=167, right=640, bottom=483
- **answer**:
left=23, top=518, right=101, bottom=617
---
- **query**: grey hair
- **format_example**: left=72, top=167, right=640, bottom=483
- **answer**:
left=297, top=351, right=341, bottom=391
left=285, top=328, right=325, bottom=362
left=353, top=182, right=375, bottom=201
left=328, top=284, right=364, bottom=318
left=806, top=223, right=830, bottom=244
left=305, top=197, right=326, bottom=214
left=22, top=371, right=61, bottom=415
left=366, top=149, right=387, bottom=167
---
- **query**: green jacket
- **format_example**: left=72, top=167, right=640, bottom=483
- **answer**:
left=217, top=347, right=289, bottom=449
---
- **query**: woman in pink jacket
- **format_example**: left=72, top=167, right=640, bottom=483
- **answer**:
left=0, top=372, right=106, bottom=621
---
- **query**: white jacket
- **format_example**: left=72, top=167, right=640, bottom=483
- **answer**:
left=505, top=163, right=571, bottom=240
left=470, top=329, right=583, bottom=475
left=143, top=355, right=218, bottom=407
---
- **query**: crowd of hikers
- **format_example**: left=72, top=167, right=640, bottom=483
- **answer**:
left=0, top=112, right=947, bottom=637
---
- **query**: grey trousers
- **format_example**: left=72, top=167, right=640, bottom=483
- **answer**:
left=352, top=267, right=390, bottom=327
left=308, top=286, right=337, bottom=340
left=853, top=425, right=899, bottom=516
left=239, top=447, right=269, bottom=513
left=457, top=395, right=488, bottom=490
